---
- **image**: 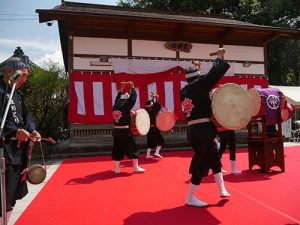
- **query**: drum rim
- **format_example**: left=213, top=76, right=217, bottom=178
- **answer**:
left=135, top=108, right=150, bottom=135
left=156, top=111, right=176, bottom=131
left=211, top=83, right=253, bottom=130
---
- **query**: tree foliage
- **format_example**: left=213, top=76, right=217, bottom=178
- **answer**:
left=118, top=0, right=300, bottom=85
left=21, top=62, right=68, bottom=140
left=118, top=0, right=261, bottom=17
left=268, top=39, right=300, bottom=85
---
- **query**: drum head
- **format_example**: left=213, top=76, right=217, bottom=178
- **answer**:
left=27, top=164, right=47, bottom=185
left=135, top=109, right=150, bottom=135
left=281, top=109, right=289, bottom=122
left=156, top=111, right=176, bottom=131
left=247, top=88, right=261, bottom=117
left=211, top=83, right=253, bottom=130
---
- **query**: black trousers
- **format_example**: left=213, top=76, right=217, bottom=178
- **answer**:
left=219, top=130, right=236, bottom=161
left=146, top=127, right=164, bottom=148
left=0, top=165, right=28, bottom=216
left=112, top=129, right=139, bottom=161
left=187, top=122, right=221, bottom=185
left=189, top=141, right=222, bottom=185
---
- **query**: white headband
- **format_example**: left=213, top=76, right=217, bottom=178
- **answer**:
left=146, top=102, right=153, bottom=107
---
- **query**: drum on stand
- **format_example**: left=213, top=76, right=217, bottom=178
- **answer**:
left=156, top=108, right=176, bottom=132
left=130, top=108, right=150, bottom=136
left=211, top=83, right=253, bottom=130
left=247, top=88, right=263, bottom=117
left=247, top=87, right=292, bottom=124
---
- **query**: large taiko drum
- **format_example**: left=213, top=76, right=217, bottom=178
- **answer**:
left=248, top=88, right=296, bottom=123
left=130, top=108, right=150, bottom=136
left=156, top=108, right=176, bottom=132
left=211, top=83, right=253, bottom=130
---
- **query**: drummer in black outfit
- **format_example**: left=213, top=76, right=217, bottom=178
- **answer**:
left=180, top=48, right=230, bottom=207
left=145, top=92, right=164, bottom=159
left=0, top=56, right=41, bottom=221
left=112, top=81, right=145, bottom=174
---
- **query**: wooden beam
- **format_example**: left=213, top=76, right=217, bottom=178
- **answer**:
left=263, top=32, right=280, bottom=44
left=126, top=22, right=135, bottom=35
left=263, top=42, right=268, bottom=77
left=128, top=38, right=132, bottom=57
left=173, top=23, right=185, bottom=39
left=68, top=35, right=73, bottom=72
left=216, top=27, right=234, bottom=41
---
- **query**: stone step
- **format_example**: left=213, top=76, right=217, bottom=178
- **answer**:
left=50, top=146, right=193, bottom=159
left=50, top=133, right=189, bottom=159
left=50, top=132, right=248, bottom=159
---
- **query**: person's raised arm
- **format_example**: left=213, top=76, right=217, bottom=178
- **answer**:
left=201, top=48, right=230, bottom=90
left=114, top=91, right=122, bottom=104
left=126, top=87, right=137, bottom=109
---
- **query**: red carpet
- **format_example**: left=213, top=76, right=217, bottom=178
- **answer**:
left=16, top=146, right=300, bottom=225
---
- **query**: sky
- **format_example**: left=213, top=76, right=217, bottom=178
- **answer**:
left=0, top=0, right=118, bottom=69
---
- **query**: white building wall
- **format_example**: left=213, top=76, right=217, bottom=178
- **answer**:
left=223, top=45, right=264, bottom=62
left=73, top=37, right=127, bottom=55
left=234, top=63, right=265, bottom=75
left=72, top=37, right=265, bottom=75
left=73, top=57, right=113, bottom=70
left=132, top=40, right=176, bottom=58
left=180, top=43, right=219, bottom=59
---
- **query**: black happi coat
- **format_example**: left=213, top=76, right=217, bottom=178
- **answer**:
left=145, top=100, right=164, bottom=148
left=0, top=78, right=36, bottom=213
left=180, top=58, right=230, bottom=177
left=112, top=88, right=139, bottom=160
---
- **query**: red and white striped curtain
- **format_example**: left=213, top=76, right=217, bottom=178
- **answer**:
left=68, top=69, right=268, bottom=124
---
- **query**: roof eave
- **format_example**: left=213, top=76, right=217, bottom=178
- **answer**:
left=36, top=9, right=300, bottom=39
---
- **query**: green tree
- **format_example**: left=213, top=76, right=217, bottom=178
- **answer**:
left=258, top=0, right=300, bottom=86
left=118, top=0, right=261, bottom=18
left=22, top=62, right=68, bottom=140
left=268, top=39, right=300, bottom=85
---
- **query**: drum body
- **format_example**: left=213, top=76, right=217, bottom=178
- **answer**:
left=211, top=83, right=253, bottom=130
left=27, top=164, right=47, bottom=185
left=156, top=108, right=176, bottom=132
left=130, top=108, right=150, bottom=136
left=248, top=87, right=285, bottom=124
left=280, top=100, right=296, bottom=122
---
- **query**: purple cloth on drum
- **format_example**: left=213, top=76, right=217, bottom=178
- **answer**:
left=257, top=88, right=282, bottom=125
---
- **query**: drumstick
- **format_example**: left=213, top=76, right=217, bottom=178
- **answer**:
left=209, top=48, right=225, bottom=56
left=121, top=81, right=134, bottom=85
left=130, top=110, right=137, bottom=116
left=191, top=60, right=201, bottom=68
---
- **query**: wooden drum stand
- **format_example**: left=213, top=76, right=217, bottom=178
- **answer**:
left=247, top=115, right=285, bottom=173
